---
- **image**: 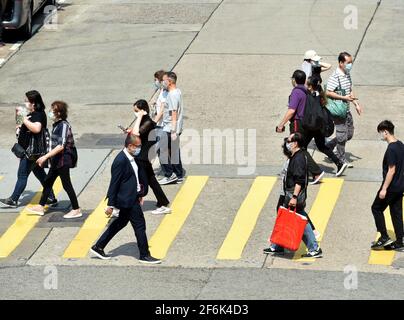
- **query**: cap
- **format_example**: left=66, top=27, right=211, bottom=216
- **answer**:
left=304, top=50, right=321, bottom=61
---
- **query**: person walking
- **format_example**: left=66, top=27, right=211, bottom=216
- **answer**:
left=276, top=70, right=325, bottom=185
left=27, top=101, right=81, bottom=219
left=0, top=91, right=57, bottom=208
left=130, top=99, right=171, bottom=215
left=325, top=52, right=363, bottom=167
left=264, top=133, right=322, bottom=257
left=159, top=71, right=185, bottom=185
left=371, top=120, right=404, bottom=250
left=90, top=134, right=161, bottom=264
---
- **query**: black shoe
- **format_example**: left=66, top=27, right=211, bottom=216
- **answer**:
left=0, top=197, right=18, bottom=208
left=336, top=163, right=348, bottom=177
left=0, top=42, right=5, bottom=47
left=46, top=198, right=58, bottom=207
left=384, top=241, right=404, bottom=251
left=90, top=245, right=111, bottom=260
left=302, top=248, right=323, bottom=258
left=263, top=246, right=284, bottom=255
left=139, top=255, right=161, bottom=264
left=371, top=236, right=393, bottom=250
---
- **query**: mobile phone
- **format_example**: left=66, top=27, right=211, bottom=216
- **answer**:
left=275, top=126, right=285, bottom=132
left=118, top=125, right=127, bottom=132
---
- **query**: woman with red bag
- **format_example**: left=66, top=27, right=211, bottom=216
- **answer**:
left=264, top=133, right=322, bottom=258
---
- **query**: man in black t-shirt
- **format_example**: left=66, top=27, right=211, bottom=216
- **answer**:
left=371, top=120, right=404, bottom=250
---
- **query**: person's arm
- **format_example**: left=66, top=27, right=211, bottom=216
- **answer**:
left=320, top=62, right=332, bottom=72
left=131, top=111, right=146, bottom=136
left=277, top=109, right=296, bottom=132
left=379, top=165, right=396, bottom=199
left=154, top=107, right=164, bottom=124
left=22, top=117, right=42, bottom=134
left=350, top=89, right=363, bottom=115
left=106, top=159, right=125, bottom=208
left=288, top=183, right=302, bottom=208
left=326, top=90, right=354, bottom=102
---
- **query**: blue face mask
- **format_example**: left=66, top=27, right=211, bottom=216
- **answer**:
left=153, top=80, right=161, bottom=90
left=130, top=147, right=141, bottom=157
left=48, top=111, right=56, bottom=121
left=345, top=63, right=353, bottom=73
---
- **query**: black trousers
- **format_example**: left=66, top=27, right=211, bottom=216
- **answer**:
left=96, top=204, right=150, bottom=258
left=138, top=160, right=169, bottom=207
left=304, top=130, right=342, bottom=167
left=39, top=165, right=79, bottom=209
left=289, top=120, right=322, bottom=177
left=371, top=191, right=403, bottom=242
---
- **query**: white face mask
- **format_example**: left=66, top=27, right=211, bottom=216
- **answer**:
left=380, top=132, right=386, bottom=141
left=162, top=80, right=169, bottom=90
left=48, top=111, right=56, bottom=121
left=286, top=142, right=294, bottom=151
left=153, top=80, right=161, bottom=90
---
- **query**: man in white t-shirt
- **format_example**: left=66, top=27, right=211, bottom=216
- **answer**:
left=159, top=71, right=185, bottom=185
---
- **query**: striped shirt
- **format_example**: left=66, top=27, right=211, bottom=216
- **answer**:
left=50, top=120, right=76, bottom=168
left=326, top=68, right=352, bottom=96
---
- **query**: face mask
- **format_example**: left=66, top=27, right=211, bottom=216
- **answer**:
left=286, top=142, right=293, bottom=152
left=345, top=63, right=353, bottom=73
left=162, top=81, right=169, bottom=90
left=380, top=132, right=386, bottom=141
left=129, top=146, right=141, bottom=157
left=282, top=141, right=292, bottom=158
left=48, top=111, right=56, bottom=121
left=153, top=80, right=161, bottom=90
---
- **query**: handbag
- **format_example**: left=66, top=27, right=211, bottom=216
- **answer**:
left=11, top=143, right=27, bottom=159
left=326, top=76, right=349, bottom=118
left=25, top=128, right=49, bottom=160
left=270, top=206, right=308, bottom=251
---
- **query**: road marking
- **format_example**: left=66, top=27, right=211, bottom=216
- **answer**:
left=368, top=199, right=404, bottom=265
left=0, top=176, right=3, bottom=181
left=63, top=199, right=109, bottom=258
left=0, top=178, right=63, bottom=258
left=10, top=42, right=23, bottom=51
left=293, top=178, right=344, bottom=261
left=149, top=176, right=209, bottom=260
left=217, top=176, right=277, bottom=260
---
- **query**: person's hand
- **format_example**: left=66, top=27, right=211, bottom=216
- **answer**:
left=379, top=189, right=387, bottom=200
left=355, top=103, right=363, bottom=116
left=171, top=132, right=178, bottom=141
left=276, top=125, right=285, bottom=133
left=344, top=94, right=355, bottom=102
left=139, top=197, right=144, bottom=206
left=36, top=156, right=47, bottom=168
left=23, top=115, right=31, bottom=123
left=105, top=207, right=113, bottom=217
left=288, top=197, right=297, bottom=208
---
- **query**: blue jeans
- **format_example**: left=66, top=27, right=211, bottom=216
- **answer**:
left=272, top=210, right=319, bottom=252
left=11, top=157, right=56, bottom=202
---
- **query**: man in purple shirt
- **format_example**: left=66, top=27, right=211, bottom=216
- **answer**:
left=276, top=70, right=324, bottom=185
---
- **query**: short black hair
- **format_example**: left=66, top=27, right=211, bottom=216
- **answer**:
left=377, top=120, right=395, bottom=135
left=133, top=99, right=150, bottom=114
left=26, top=90, right=46, bottom=112
left=125, top=133, right=141, bottom=147
left=165, top=71, right=177, bottom=84
left=338, top=52, right=352, bottom=63
left=292, top=70, right=306, bottom=85
left=290, top=132, right=304, bottom=148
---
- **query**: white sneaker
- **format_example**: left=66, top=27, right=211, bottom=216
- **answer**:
left=63, top=209, right=82, bottom=219
left=309, top=171, right=324, bottom=185
left=151, top=206, right=172, bottom=215
left=158, top=174, right=178, bottom=185
left=345, top=161, right=354, bottom=168
left=26, top=205, right=45, bottom=216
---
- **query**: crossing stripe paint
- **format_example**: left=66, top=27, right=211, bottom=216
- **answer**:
left=149, top=176, right=209, bottom=260
left=294, top=178, right=344, bottom=261
left=368, top=199, right=404, bottom=265
left=217, top=176, right=277, bottom=260
left=0, top=178, right=63, bottom=258
left=63, top=199, right=109, bottom=258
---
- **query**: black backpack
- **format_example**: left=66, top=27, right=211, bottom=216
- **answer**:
left=321, top=106, right=335, bottom=137
left=301, top=92, right=325, bottom=132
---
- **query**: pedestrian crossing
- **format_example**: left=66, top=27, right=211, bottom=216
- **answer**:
left=0, top=174, right=402, bottom=268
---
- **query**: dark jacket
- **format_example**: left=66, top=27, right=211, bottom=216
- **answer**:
left=106, top=150, right=148, bottom=209
left=284, top=149, right=308, bottom=211
left=136, top=115, right=157, bottom=163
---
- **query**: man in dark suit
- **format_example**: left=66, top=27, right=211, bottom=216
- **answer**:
left=91, top=134, right=161, bottom=264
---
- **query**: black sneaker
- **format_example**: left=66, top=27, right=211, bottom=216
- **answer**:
left=46, top=198, right=58, bottom=207
left=139, top=255, right=162, bottom=264
left=0, top=197, right=18, bottom=208
left=336, top=163, right=348, bottom=177
left=90, top=245, right=111, bottom=260
left=263, top=246, right=284, bottom=255
left=302, top=248, right=323, bottom=258
left=384, top=241, right=404, bottom=251
left=371, top=236, right=394, bottom=250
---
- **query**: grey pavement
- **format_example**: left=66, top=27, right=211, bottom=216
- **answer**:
left=0, top=0, right=404, bottom=299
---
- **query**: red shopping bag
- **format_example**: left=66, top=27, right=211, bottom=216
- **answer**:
left=269, top=206, right=308, bottom=251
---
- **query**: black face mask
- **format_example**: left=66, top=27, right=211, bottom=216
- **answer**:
left=282, top=139, right=292, bottom=158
